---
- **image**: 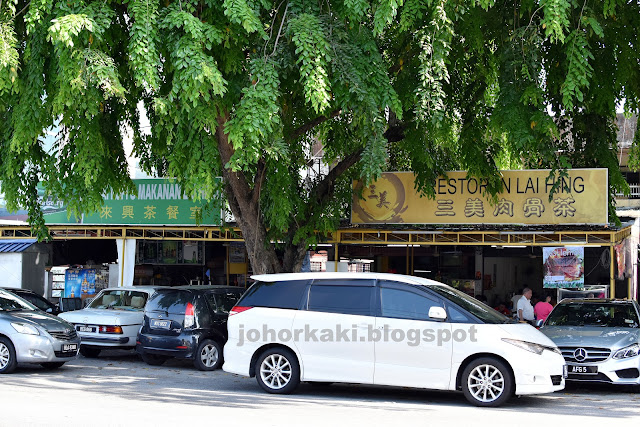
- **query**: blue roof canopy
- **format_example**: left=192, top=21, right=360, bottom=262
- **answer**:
left=0, top=239, right=37, bottom=253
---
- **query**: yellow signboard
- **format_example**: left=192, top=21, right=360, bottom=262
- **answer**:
left=351, top=169, right=608, bottom=225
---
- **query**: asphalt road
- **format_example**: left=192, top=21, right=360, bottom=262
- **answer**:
left=1, top=350, right=639, bottom=427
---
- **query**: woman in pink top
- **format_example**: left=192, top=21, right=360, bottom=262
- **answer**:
left=534, top=296, right=554, bottom=321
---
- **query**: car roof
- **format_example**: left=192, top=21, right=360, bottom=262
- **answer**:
left=155, top=285, right=244, bottom=292
left=1, top=287, right=35, bottom=293
left=99, top=286, right=161, bottom=293
left=557, top=298, right=637, bottom=305
left=251, top=272, right=448, bottom=288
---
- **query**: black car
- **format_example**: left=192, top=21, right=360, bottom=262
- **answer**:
left=2, top=288, right=60, bottom=315
left=137, top=286, right=244, bottom=370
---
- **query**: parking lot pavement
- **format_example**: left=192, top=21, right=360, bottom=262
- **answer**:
left=1, top=350, right=639, bottom=427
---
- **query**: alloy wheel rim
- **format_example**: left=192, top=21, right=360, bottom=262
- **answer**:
left=0, top=343, right=10, bottom=370
left=201, top=344, right=219, bottom=367
left=467, top=364, right=505, bottom=403
left=260, top=354, right=292, bottom=390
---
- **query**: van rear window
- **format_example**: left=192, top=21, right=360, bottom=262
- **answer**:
left=237, top=280, right=308, bottom=309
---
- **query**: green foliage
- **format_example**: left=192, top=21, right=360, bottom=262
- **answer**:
left=1, top=0, right=639, bottom=270
left=540, top=0, right=571, bottom=43
left=289, top=13, right=331, bottom=114
left=561, top=29, right=594, bottom=110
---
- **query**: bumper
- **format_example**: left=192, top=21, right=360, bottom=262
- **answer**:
left=136, top=333, right=198, bottom=359
left=74, top=324, right=139, bottom=348
left=565, top=356, right=640, bottom=385
left=223, top=335, right=256, bottom=377
left=11, top=332, right=80, bottom=364
left=511, top=349, right=566, bottom=395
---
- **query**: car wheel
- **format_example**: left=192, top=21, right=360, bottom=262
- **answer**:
left=40, top=362, right=65, bottom=370
left=255, top=347, right=300, bottom=394
left=461, top=357, right=513, bottom=407
left=193, top=339, right=222, bottom=371
left=141, top=352, right=168, bottom=366
left=79, top=346, right=101, bottom=358
left=0, top=337, right=17, bottom=374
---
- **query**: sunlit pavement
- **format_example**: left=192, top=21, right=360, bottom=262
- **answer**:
left=1, top=350, right=639, bottom=427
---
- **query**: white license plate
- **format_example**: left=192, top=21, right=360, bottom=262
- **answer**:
left=62, top=343, right=78, bottom=352
left=150, top=319, right=171, bottom=329
left=77, top=326, right=97, bottom=333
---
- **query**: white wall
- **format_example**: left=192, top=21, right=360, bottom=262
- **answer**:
left=0, top=253, right=23, bottom=288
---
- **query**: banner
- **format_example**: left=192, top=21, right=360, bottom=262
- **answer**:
left=351, top=169, right=608, bottom=225
left=543, top=247, right=585, bottom=288
left=64, top=268, right=97, bottom=299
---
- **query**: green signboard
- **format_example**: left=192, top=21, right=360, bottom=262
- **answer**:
left=0, top=179, right=222, bottom=226
left=82, top=179, right=221, bottom=226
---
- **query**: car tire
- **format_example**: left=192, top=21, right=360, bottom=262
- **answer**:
left=0, top=337, right=17, bottom=374
left=461, top=357, right=514, bottom=407
left=255, top=347, right=300, bottom=394
left=79, top=346, right=101, bottom=358
left=40, top=362, right=65, bottom=370
left=141, top=352, right=168, bottom=366
left=193, top=339, right=222, bottom=371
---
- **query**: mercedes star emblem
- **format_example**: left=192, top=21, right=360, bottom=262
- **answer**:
left=573, top=348, right=587, bottom=362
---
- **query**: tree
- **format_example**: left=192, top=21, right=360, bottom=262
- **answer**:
left=1, top=0, right=638, bottom=273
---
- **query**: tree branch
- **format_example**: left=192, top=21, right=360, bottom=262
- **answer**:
left=290, top=108, right=341, bottom=140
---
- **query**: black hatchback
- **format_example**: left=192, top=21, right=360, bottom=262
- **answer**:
left=136, top=286, right=244, bottom=370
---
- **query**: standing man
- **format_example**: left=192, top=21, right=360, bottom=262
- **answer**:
left=517, top=287, right=535, bottom=324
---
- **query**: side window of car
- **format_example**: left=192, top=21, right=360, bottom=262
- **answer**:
left=447, top=305, right=473, bottom=323
left=22, top=294, right=46, bottom=310
left=307, top=284, right=373, bottom=316
left=238, top=280, right=309, bottom=309
left=379, top=287, right=442, bottom=321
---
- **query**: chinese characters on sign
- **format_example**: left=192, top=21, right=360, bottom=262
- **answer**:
left=81, top=179, right=221, bottom=226
left=351, top=169, right=607, bottom=225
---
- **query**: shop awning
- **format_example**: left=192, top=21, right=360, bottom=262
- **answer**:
left=0, top=239, right=36, bottom=253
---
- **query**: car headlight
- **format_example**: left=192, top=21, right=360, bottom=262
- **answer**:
left=11, top=322, right=40, bottom=336
left=612, top=344, right=640, bottom=360
left=502, top=338, right=560, bottom=355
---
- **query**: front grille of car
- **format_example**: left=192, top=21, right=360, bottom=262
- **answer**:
left=48, top=330, right=78, bottom=341
left=550, top=375, right=563, bottom=385
left=559, top=346, right=611, bottom=363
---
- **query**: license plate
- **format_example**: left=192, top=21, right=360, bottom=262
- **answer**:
left=62, top=343, right=78, bottom=352
left=569, top=364, right=598, bottom=374
left=77, top=326, right=96, bottom=333
left=563, top=365, right=568, bottom=378
left=150, top=319, right=171, bottom=329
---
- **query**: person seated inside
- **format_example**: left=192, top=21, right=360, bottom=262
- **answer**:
left=494, top=302, right=511, bottom=316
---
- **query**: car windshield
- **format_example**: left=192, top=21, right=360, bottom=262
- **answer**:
left=213, top=292, right=241, bottom=313
left=0, top=291, right=38, bottom=312
left=546, top=302, right=640, bottom=328
left=427, top=285, right=510, bottom=324
left=88, top=290, right=149, bottom=311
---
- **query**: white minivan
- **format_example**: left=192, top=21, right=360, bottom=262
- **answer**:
left=223, top=273, right=566, bottom=406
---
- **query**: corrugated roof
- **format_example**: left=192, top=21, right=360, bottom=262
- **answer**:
left=0, top=239, right=36, bottom=253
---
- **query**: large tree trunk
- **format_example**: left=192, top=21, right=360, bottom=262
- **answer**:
left=215, top=113, right=281, bottom=274
left=215, top=112, right=363, bottom=275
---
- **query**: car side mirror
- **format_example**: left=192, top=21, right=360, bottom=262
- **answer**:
left=428, top=306, right=447, bottom=321
left=535, top=319, right=544, bottom=328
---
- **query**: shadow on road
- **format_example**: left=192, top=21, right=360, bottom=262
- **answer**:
left=5, top=350, right=639, bottom=418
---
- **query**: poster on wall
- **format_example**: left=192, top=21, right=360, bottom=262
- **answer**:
left=64, top=268, right=97, bottom=298
left=543, top=247, right=584, bottom=288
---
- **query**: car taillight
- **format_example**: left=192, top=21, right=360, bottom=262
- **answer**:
left=229, top=306, right=253, bottom=316
left=99, top=326, right=123, bottom=334
left=184, top=302, right=195, bottom=328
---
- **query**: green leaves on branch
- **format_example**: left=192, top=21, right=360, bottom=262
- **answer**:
left=75, top=49, right=127, bottom=102
left=415, top=1, right=452, bottom=125
left=226, top=58, right=283, bottom=171
left=223, top=0, right=262, bottom=34
left=128, top=0, right=161, bottom=90
left=540, top=0, right=571, bottom=43
left=373, top=0, right=401, bottom=35
left=561, top=29, right=594, bottom=111
left=289, top=13, right=331, bottom=114
left=0, top=21, right=19, bottom=95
